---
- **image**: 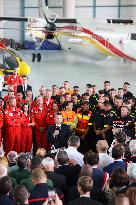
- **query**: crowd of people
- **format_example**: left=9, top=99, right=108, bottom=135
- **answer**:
left=0, top=69, right=135, bottom=204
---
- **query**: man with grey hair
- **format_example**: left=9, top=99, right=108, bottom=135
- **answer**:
left=127, top=163, right=136, bottom=182
left=42, top=157, right=67, bottom=196
left=65, top=135, right=84, bottom=167
left=129, top=139, right=136, bottom=163
left=126, top=163, right=136, bottom=192
left=96, top=140, right=113, bottom=169
left=7, top=151, right=18, bottom=168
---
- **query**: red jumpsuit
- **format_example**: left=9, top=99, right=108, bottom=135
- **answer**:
left=4, top=95, right=18, bottom=108
left=4, top=108, right=23, bottom=155
left=46, top=110, right=55, bottom=128
left=16, top=98, right=26, bottom=108
left=21, top=113, right=33, bottom=152
left=43, top=98, right=54, bottom=110
left=33, top=106, right=47, bottom=150
left=7, top=75, right=22, bottom=93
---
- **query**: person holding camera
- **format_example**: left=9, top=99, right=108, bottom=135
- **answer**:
left=42, top=194, right=63, bottom=205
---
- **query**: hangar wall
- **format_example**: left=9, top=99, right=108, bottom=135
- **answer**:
left=3, top=0, right=23, bottom=42
left=2, top=0, right=136, bottom=42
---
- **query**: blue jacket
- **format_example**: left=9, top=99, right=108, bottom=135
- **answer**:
left=103, top=160, right=127, bottom=176
left=0, top=195, right=16, bottom=205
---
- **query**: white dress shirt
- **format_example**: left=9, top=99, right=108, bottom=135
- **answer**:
left=99, top=153, right=114, bottom=169
left=65, top=146, right=84, bottom=167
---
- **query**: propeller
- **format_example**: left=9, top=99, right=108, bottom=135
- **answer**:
left=42, top=9, right=56, bottom=32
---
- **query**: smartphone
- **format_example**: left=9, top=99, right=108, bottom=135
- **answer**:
left=48, top=190, right=56, bottom=204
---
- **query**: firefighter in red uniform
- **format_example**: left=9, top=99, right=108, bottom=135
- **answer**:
left=76, top=101, right=93, bottom=153
left=4, top=90, right=16, bottom=103
left=4, top=97, right=23, bottom=155
left=43, top=89, right=54, bottom=110
left=46, top=101, right=59, bottom=128
left=0, top=98, right=3, bottom=146
left=16, top=91, right=25, bottom=108
left=21, top=103, right=35, bottom=152
left=7, top=68, right=22, bottom=93
left=23, top=90, right=34, bottom=108
left=33, top=96, right=48, bottom=151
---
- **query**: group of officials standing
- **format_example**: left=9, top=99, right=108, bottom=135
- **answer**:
left=0, top=69, right=135, bottom=155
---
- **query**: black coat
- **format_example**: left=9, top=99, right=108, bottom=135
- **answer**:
left=17, top=84, right=32, bottom=99
left=0, top=195, right=16, bottom=205
left=67, top=196, right=103, bottom=205
left=29, top=183, right=64, bottom=205
left=47, top=124, right=72, bottom=149
left=55, top=164, right=81, bottom=187
left=45, top=171, right=67, bottom=198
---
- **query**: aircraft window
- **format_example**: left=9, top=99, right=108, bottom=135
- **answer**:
left=0, top=50, right=4, bottom=67
left=130, top=34, right=136, bottom=40
left=9, top=48, right=23, bottom=61
left=3, top=50, right=19, bottom=69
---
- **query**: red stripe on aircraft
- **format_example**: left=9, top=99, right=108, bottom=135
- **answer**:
left=80, top=27, right=136, bottom=62
left=59, top=25, right=136, bottom=62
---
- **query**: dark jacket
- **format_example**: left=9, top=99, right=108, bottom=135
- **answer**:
left=46, top=171, right=67, bottom=192
left=103, top=160, right=127, bottom=176
left=29, top=183, right=64, bottom=205
left=67, top=168, right=107, bottom=202
left=67, top=196, right=103, bottom=205
left=0, top=195, right=16, bottom=205
left=47, top=124, right=72, bottom=148
left=55, top=164, right=81, bottom=187
left=17, top=84, right=32, bottom=98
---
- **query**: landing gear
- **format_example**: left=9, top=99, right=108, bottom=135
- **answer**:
left=32, top=53, right=41, bottom=62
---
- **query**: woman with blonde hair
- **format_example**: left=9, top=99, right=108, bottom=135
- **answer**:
left=36, top=148, right=46, bottom=159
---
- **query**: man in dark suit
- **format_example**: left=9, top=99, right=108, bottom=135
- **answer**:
left=67, top=176, right=102, bottom=205
left=17, top=75, right=32, bottom=99
left=42, top=157, right=67, bottom=199
left=55, top=151, right=81, bottom=187
left=47, top=112, right=72, bottom=149
left=104, top=143, right=127, bottom=176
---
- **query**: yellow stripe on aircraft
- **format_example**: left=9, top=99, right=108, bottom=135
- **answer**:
left=56, top=32, right=114, bottom=57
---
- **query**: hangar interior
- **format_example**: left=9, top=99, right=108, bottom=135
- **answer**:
left=0, top=0, right=136, bottom=96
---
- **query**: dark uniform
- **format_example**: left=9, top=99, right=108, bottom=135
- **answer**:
left=94, top=109, right=116, bottom=146
left=113, top=115, right=134, bottom=138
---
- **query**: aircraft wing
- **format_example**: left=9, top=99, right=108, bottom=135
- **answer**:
left=50, top=18, right=77, bottom=24
left=0, top=16, right=77, bottom=23
left=0, top=17, right=29, bottom=22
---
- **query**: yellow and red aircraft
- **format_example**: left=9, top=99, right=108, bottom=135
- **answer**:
left=1, top=15, right=136, bottom=62
left=0, top=39, right=31, bottom=76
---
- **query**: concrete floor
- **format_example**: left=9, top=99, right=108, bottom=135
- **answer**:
left=21, top=50, right=136, bottom=97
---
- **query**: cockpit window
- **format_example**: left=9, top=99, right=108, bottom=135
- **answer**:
left=130, top=33, right=136, bottom=40
left=0, top=49, right=19, bottom=70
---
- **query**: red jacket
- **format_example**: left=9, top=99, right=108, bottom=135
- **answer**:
left=4, top=107, right=23, bottom=127
left=32, top=106, right=47, bottom=128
